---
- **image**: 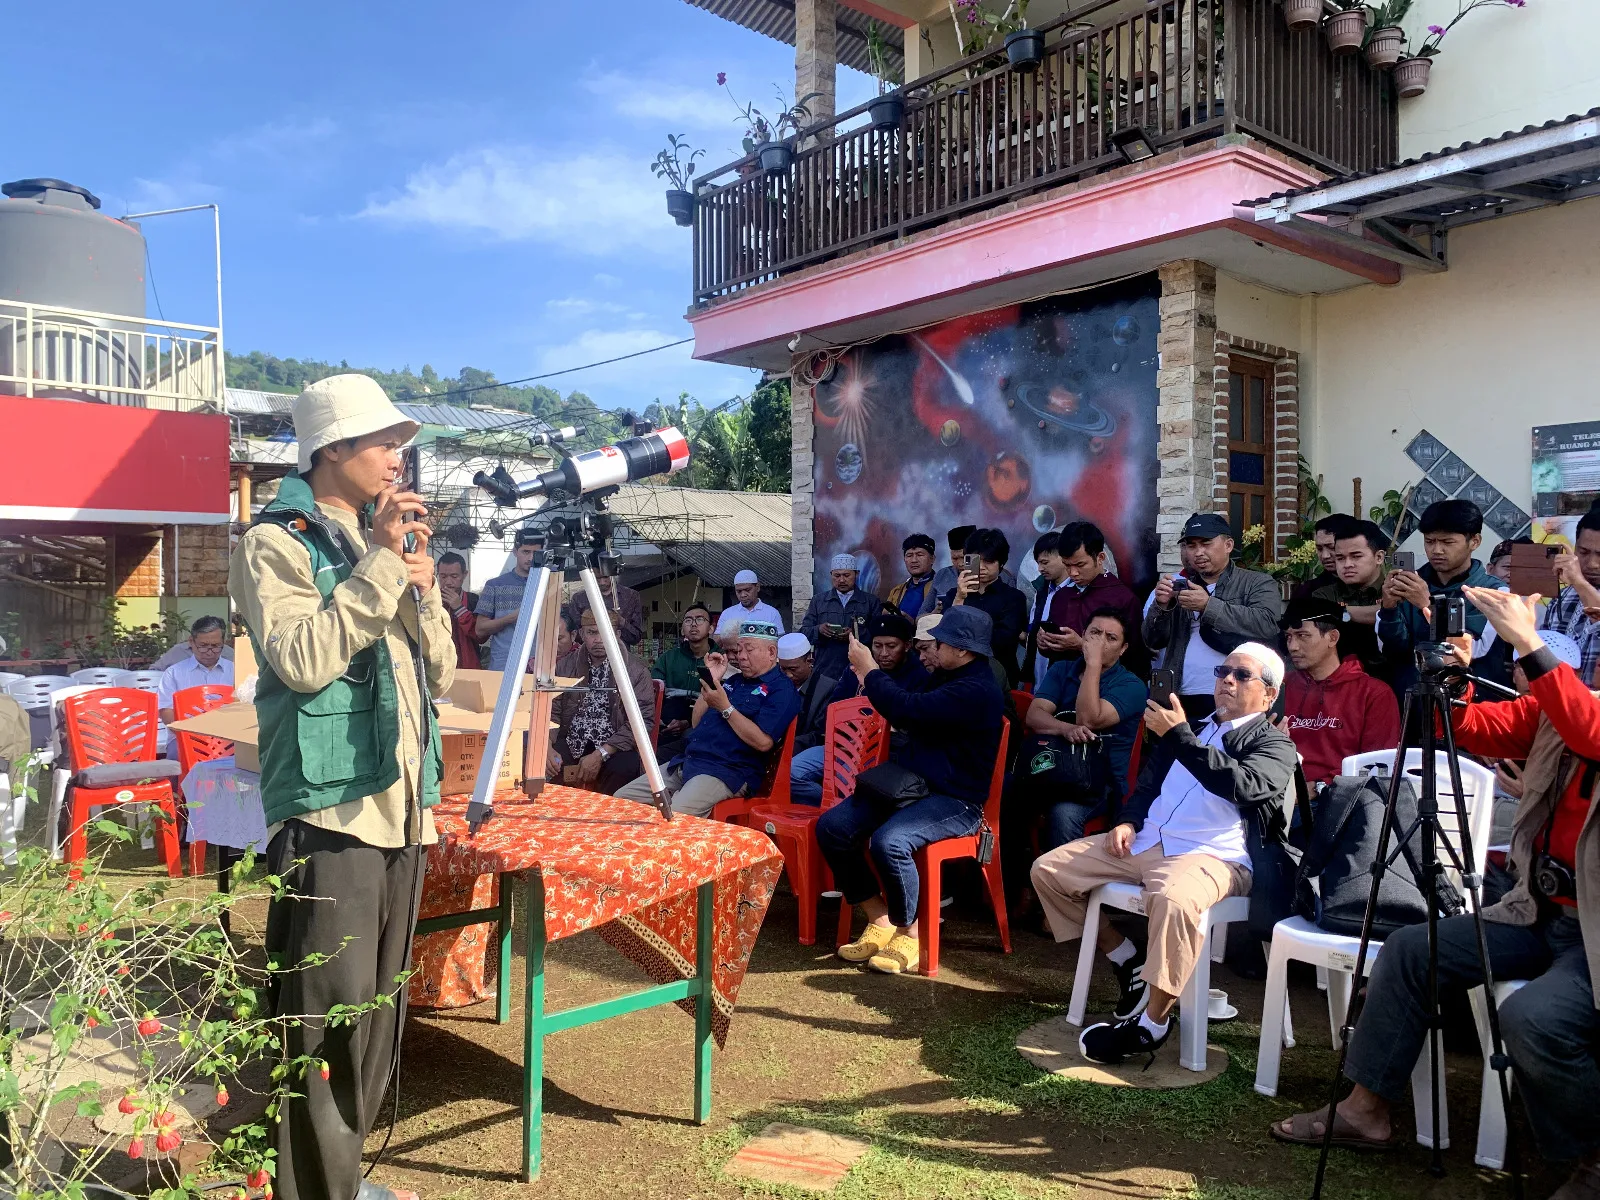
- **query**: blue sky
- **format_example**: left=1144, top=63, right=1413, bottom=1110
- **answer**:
left=9, top=1, right=875, bottom=409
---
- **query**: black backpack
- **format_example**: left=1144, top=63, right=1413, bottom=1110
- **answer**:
left=1296, top=770, right=1465, bottom=938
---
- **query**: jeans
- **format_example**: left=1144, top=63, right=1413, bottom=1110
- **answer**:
left=815, top=792, right=982, bottom=928
left=789, top=744, right=827, bottom=807
left=1001, top=773, right=1107, bottom=901
left=1345, top=910, right=1599, bottom=1160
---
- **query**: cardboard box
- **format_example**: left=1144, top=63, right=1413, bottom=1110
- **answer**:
left=441, top=730, right=521, bottom=794
left=447, top=669, right=534, bottom=714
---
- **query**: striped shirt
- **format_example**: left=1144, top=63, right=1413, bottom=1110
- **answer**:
left=1540, top=586, right=1600, bottom=686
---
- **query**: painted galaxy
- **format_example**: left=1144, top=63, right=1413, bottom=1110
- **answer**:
left=811, top=276, right=1161, bottom=598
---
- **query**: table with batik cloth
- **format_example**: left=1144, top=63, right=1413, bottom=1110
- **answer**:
left=411, top=786, right=782, bottom=1181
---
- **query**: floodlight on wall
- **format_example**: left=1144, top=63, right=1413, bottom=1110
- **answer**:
left=1110, top=126, right=1156, bottom=164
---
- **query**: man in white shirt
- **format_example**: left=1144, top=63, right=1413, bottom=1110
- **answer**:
left=156, top=615, right=235, bottom=722
left=1030, top=642, right=1298, bottom=1066
left=714, top=569, right=786, bottom=648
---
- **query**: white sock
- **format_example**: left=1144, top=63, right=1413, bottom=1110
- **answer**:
left=1105, top=937, right=1137, bottom=966
left=1139, top=1011, right=1169, bottom=1036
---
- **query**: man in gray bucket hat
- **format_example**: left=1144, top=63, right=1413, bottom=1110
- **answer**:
left=230, top=373, right=451, bottom=1200
left=816, top=605, right=1006, bottom=975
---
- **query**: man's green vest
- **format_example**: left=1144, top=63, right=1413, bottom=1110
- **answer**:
left=245, top=474, right=443, bottom=829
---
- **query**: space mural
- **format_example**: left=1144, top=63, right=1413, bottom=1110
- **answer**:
left=811, top=276, right=1162, bottom=599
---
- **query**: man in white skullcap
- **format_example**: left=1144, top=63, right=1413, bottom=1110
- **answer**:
left=800, top=553, right=883, bottom=680
left=1030, top=640, right=1298, bottom=1068
left=229, top=373, right=452, bottom=1200
left=714, top=568, right=786, bottom=648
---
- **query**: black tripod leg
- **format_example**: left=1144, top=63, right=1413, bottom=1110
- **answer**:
left=1438, top=716, right=1523, bottom=1200
left=1312, top=692, right=1417, bottom=1199
left=1418, top=696, right=1446, bottom=1177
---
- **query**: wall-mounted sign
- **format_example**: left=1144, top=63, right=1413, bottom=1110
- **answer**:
left=1532, top=421, right=1600, bottom=517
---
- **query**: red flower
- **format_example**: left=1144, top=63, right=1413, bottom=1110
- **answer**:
left=76, top=923, right=88, bottom=934
left=86, top=1016, right=98, bottom=1028
left=118, top=1094, right=139, bottom=1114
left=155, top=1130, right=182, bottom=1154
left=136, top=1016, right=162, bottom=1036
left=246, top=1169, right=271, bottom=1192
left=318, top=1061, right=330, bottom=1081
left=18, top=650, right=29, bottom=659
left=126, top=1137, right=144, bottom=1160
left=117, top=965, right=130, bottom=975
left=717, top=72, right=727, bottom=86
left=215, top=1087, right=230, bottom=1107
left=0, top=912, right=12, bottom=923
left=101, top=931, right=114, bottom=941
left=154, top=1109, right=177, bottom=1128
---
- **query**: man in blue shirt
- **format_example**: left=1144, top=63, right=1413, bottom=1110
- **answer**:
left=1011, top=609, right=1149, bottom=880
left=616, top=619, right=800, bottom=816
left=474, top=528, right=543, bottom=671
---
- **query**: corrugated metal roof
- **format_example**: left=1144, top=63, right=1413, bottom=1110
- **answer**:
left=225, top=387, right=295, bottom=415
left=609, top=483, right=792, bottom=587
left=680, top=0, right=902, bottom=77
left=224, top=387, right=552, bottom=435
left=1243, top=108, right=1600, bottom=242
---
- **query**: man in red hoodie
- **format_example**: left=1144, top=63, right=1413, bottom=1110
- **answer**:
left=1278, top=596, right=1400, bottom=785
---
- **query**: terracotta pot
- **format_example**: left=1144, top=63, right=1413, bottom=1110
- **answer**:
left=1324, top=8, right=1368, bottom=54
left=1393, top=55, right=1432, bottom=98
left=1281, top=0, right=1323, bottom=30
left=1364, top=25, right=1406, bottom=68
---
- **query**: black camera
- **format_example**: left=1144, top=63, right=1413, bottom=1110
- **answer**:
left=1535, top=854, right=1578, bottom=903
left=1431, top=595, right=1466, bottom=641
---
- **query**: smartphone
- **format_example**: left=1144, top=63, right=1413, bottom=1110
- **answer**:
left=1151, top=669, right=1178, bottom=707
left=851, top=615, right=866, bottom=638
left=696, top=666, right=717, bottom=689
left=1393, top=550, right=1416, bottom=572
left=1507, top=541, right=1560, bottom=597
left=1040, top=621, right=1062, bottom=635
left=1170, top=575, right=1190, bottom=592
left=963, top=553, right=979, bottom=574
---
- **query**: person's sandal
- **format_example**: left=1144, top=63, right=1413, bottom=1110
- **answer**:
left=357, top=1181, right=420, bottom=1200
left=1268, top=1106, right=1394, bottom=1152
left=838, top=922, right=896, bottom=962
left=867, top=933, right=921, bottom=975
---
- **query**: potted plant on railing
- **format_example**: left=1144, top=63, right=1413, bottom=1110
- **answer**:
left=651, top=134, right=703, bottom=227
left=756, top=88, right=820, bottom=173
left=1395, top=0, right=1526, bottom=99
left=865, top=21, right=905, bottom=130
left=1363, top=0, right=1412, bottom=67
left=1324, top=0, right=1370, bottom=53
left=1280, top=0, right=1324, bottom=31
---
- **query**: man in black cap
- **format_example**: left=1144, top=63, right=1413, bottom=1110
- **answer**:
left=818, top=606, right=1005, bottom=975
left=1141, top=513, right=1281, bottom=720
left=887, top=533, right=940, bottom=621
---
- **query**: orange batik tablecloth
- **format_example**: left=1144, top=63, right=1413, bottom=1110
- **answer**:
left=408, top=786, right=782, bottom=1045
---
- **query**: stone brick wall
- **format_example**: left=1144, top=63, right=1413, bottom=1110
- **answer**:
left=1210, top=334, right=1302, bottom=559
left=109, top=533, right=162, bottom=599
left=790, top=368, right=817, bottom=628
left=1155, top=261, right=1219, bottom=573
left=163, top=524, right=231, bottom=597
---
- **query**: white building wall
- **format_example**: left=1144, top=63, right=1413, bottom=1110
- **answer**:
left=1398, top=0, right=1600, bottom=158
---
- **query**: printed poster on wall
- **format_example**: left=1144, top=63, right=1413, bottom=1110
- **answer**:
left=810, top=276, right=1161, bottom=598
left=1532, top=420, right=1600, bottom=517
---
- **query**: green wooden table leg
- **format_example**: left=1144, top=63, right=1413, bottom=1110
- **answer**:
left=522, top=873, right=547, bottom=1183
left=496, top=872, right=514, bottom=1026
left=693, top=880, right=713, bottom=1125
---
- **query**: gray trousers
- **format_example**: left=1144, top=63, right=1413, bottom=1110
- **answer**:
left=615, top=765, right=739, bottom=816
left=1345, top=909, right=1598, bottom=1161
left=265, top=820, right=425, bottom=1200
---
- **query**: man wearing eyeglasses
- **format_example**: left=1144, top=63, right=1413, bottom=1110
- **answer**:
left=1030, top=642, right=1297, bottom=1067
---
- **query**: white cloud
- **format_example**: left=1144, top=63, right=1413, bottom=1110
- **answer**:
left=584, top=70, right=730, bottom=130
left=214, top=117, right=338, bottom=161
left=358, top=147, right=681, bottom=256
left=544, top=296, right=632, bottom=318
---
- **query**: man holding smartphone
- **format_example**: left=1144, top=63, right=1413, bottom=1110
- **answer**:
left=939, top=528, right=1029, bottom=687
left=800, top=553, right=882, bottom=681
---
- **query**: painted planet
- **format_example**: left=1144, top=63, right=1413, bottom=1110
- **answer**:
left=1112, top=314, right=1141, bottom=346
left=1032, top=504, right=1057, bottom=533
left=1012, top=383, right=1117, bottom=438
left=984, top=452, right=1031, bottom=511
left=835, top=443, right=863, bottom=485
left=940, top=419, right=961, bottom=447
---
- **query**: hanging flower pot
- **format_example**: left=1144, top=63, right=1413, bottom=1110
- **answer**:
left=1393, top=55, right=1432, bottom=98
left=1005, top=29, right=1046, bottom=72
left=868, top=94, right=904, bottom=131
left=1281, top=0, right=1323, bottom=30
left=665, top=189, right=694, bottom=227
left=1324, top=9, right=1368, bottom=53
left=757, top=140, right=794, bottom=173
left=1364, top=25, right=1406, bottom=68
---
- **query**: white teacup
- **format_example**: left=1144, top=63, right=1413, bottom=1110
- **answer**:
left=1208, top=987, right=1238, bottom=1021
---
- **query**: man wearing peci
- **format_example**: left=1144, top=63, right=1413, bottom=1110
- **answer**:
left=801, top=554, right=883, bottom=681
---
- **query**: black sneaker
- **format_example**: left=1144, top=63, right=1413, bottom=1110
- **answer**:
left=1079, top=1015, right=1170, bottom=1069
left=1111, top=948, right=1149, bottom=1019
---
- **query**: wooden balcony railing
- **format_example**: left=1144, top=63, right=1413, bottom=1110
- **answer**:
left=691, top=0, right=1397, bottom=303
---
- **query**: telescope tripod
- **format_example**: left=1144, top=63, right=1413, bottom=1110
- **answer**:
left=465, top=494, right=670, bottom=832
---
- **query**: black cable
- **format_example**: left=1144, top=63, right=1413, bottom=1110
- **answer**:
left=372, top=337, right=694, bottom=406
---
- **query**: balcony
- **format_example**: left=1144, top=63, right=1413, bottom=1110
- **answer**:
left=690, top=0, right=1398, bottom=305
left=0, top=299, right=223, bottom=413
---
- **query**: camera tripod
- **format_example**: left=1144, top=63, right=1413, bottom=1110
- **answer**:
left=1310, top=652, right=1521, bottom=1198
left=465, top=493, right=671, bottom=833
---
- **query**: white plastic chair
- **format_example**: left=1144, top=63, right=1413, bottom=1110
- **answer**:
left=1469, top=978, right=1528, bottom=1169
left=1254, top=749, right=1494, bottom=1151
left=113, top=670, right=165, bottom=691
left=1066, top=883, right=1250, bottom=1072
left=0, top=672, right=24, bottom=691
left=70, top=668, right=126, bottom=687
left=5, top=675, right=76, bottom=702
left=41, top=684, right=107, bottom=859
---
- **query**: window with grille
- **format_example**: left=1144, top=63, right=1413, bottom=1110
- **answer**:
left=1226, top=356, right=1274, bottom=550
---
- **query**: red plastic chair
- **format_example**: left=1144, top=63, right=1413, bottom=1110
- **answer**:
left=709, top=717, right=797, bottom=826
left=650, top=679, right=665, bottom=750
left=836, top=723, right=1012, bottom=977
left=172, top=684, right=236, bottom=876
left=61, top=689, right=181, bottom=880
left=749, top=699, right=889, bottom=946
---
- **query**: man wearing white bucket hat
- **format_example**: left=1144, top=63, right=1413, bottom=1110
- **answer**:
left=229, top=373, right=453, bottom=1200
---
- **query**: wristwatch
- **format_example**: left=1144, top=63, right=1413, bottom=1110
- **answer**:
left=598, top=745, right=613, bottom=763
left=1340, top=605, right=1352, bottom=623
left=721, top=705, right=736, bottom=720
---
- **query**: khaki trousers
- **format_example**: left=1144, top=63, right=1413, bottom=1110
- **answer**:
left=1030, top=838, right=1252, bottom=998
left=615, top=765, right=741, bottom=817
